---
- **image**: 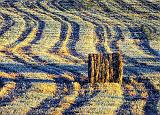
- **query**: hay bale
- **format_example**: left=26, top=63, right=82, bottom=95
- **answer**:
left=112, top=52, right=123, bottom=84
left=88, top=52, right=123, bottom=84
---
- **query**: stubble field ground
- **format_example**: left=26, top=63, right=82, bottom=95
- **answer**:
left=0, top=0, right=160, bottom=115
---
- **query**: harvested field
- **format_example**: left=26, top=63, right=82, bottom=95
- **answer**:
left=0, top=0, right=160, bottom=115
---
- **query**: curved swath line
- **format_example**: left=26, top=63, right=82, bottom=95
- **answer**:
left=51, top=0, right=66, bottom=11
left=3, top=3, right=56, bottom=64
left=4, top=9, right=34, bottom=48
left=17, top=1, right=81, bottom=64
left=1, top=2, right=47, bottom=64
left=109, top=25, right=124, bottom=51
left=1, top=50, right=85, bottom=84
left=38, top=0, right=86, bottom=62
left=1, top=2, right=85, bottom=83
left=0, top=12, right=15, bottom=36
left=50, top=1, right=100, bottom=58
left=64, top=90, right=100, bottom=114
left=83, top=6, right=130, bottom=50
left=34, top=1, right=68, bottom=53
left=139, top=0, right=160, bottom=11
left=138, top=39, right=160, bottom=57
left=9, top=2, right=45, bottom=45
left=0, top=77, right=32, bottom=107
left=66, top=22, right=86, bottom=61
left=47, top=0, right=60, bottom=10
left=52, top=0, right=111, bottom=111
left=117, top=55, right=160, bottom=115
left=127, top=26, right=160, bottom=57
left=48, top=2, right=83, bottom=59
left=7, top=2, right=82, bottom=112
left=27, top=78, right=73, bottom=114
left=93, top=0, right=133, bottom=22
left=4, top=6, right=37, bottom=45
left=0, top=66, right=15, bottom=99
left=52, top=23, right=68, bottom=53
left=36, top=1, right=83, bottom=63
left=0, top=65, right=32, bottom=106
left=35, top=1, right=71, bottom=55
left=69, top=11, right=108, bottom=54
left=109, top=31, right=160, bottom=114
left=21, top=7, right=77, bottom=64
left=70, top=2, right=129, bottom=40
left=8, top=3, right=82, bottom=109
left=0, top=7, right=37, bottom=57
left=80, top=11, right=114, bottom=48
left=21, top=3, right=71, bottom=59
left=94, top=0, right=159, bottom=28
left=71, top=10, right=114, bottom=41
left=114, top=0, right=145, bottom=14
left=0, top=54, right=72, bottom=108
left=2, top=57, right=77, bottom=113
left=0, top=8, right=33, bottom=54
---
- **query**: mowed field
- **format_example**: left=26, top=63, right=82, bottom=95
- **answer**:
left=0, top=0, right=160, bottom=115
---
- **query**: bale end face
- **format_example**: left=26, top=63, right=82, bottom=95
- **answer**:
left=88, top=52, right=123, bottom=85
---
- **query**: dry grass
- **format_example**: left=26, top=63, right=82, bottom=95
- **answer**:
left=0, top=0, right=159, bottom=114
left=71, top=83, right=123, bottom=114
left=0, top=82, right=16, bottom=99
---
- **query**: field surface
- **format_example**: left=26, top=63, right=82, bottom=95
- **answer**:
left=0, top=0, right=160, bottom=115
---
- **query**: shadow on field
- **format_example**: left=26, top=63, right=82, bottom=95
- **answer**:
left=27, top=78, right=73, bottom=114
left=52, top=23, right=68, bottom=52
left=64, top=90, right=100, bottom=115
left=0, top=0, right=159, bottom=114
left=67, top=22, right=86, bottom=62
left=0, top=76, right=73, bottom=107
left=109, top=25, right=160, bottom=114
left=0, top=56, right=90, bottom=114
left=139, top=0, right=160, bottom=11
left=128, top=26, right=160, bottom=57
left=116, top=54, right=160, bottom=114
left=0, top=12, right=15, bottom=36
left=0, top=79, right=4, bottom=88
left=36, top=0, right=86, bottom=62
left=5, top=1, right=46, bottom=45
left=0, top=77, right=32, bottom=107
left=0, top=61, right=88, bottom=114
